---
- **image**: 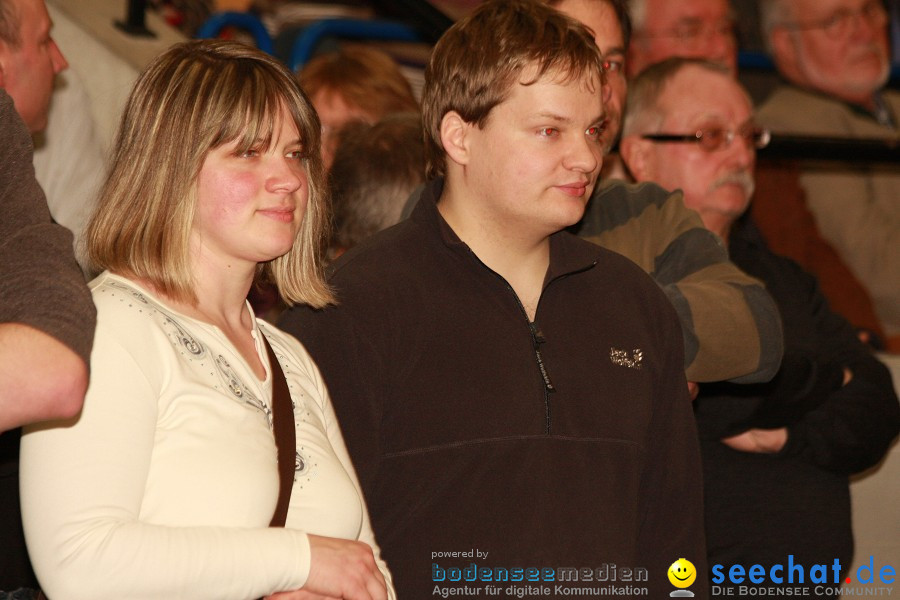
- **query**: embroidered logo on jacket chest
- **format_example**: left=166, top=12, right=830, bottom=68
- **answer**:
left=609, top=347, right=643, bottom=370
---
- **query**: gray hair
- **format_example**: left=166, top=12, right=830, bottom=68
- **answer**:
left=546, top=0, right=635, bottom=48
left=628, top=0, right=648, bottom=33
left=758, top=0, right=793, bottom=51
left=0, top=0, right=22, bottom=48
left=622, top=56, right=735, bottom=136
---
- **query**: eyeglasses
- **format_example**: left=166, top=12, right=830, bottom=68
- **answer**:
left=778, top=0, right=887, bottom=39
left=638, top=19, right=736, bottom=50
left=641, top=124, right=771, bottom=152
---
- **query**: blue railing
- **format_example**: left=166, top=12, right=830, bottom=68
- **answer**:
left=288, top=18, right=420, bottom=71
left=195, top=11, right=274, bottom=54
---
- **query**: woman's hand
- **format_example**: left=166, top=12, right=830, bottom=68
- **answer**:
left=301, top=534, right=388, bottom=600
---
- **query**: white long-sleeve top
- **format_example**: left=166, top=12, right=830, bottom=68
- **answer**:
left=20, top=272, right=394, bottom=600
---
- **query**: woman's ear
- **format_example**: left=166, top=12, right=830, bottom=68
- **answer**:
left=440, top=111, right=472, bottom=168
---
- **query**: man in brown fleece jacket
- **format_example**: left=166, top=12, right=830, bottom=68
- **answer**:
left=280, top=1, right=708, bottom=598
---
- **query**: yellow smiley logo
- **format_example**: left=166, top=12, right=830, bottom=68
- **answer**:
left=668, top=558, right=697, bottom=588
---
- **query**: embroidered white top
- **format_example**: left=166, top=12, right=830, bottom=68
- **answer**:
left=20, top=272, right=393, bottom=600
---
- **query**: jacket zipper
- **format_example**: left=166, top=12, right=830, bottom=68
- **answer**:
left=462, top=247, right=557, bottom=433
left=506, top=283, right=556, bottom=435
left=463, top=248, right=596, bottom=435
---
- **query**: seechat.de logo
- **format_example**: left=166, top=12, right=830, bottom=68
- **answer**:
left=710, top=555, right=896, bottom=597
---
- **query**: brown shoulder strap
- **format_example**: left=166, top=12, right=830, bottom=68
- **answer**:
left=262, top=335, right=295, bottom=528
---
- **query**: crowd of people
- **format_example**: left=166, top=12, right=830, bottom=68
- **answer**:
left=1, top=0, right=898, bottom=598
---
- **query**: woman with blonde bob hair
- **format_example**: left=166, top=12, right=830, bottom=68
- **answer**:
left=20, top=40, right=394, bottom=600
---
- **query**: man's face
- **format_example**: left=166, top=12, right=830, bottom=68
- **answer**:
left=629, top=0, right=736, bottom=77
left=630, top=66, right=755, bottom=236
left=0, top=0, right=68, bottom=133
left=774, top=0, right=890, bottom=104
left=460, top=69, right=606, bottom=239
left=554, top=0, right=626, bottom=151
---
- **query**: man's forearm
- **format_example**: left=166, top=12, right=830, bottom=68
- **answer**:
left=0, top=323, right=88, bottom=432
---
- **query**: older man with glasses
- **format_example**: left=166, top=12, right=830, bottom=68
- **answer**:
left=627, top=0, right=737, bottom=77
left=621, top=56, right=900, bottom=598
left=578, top=0, right=888, bottom=350
left=758, top=0, right=900, bottom=352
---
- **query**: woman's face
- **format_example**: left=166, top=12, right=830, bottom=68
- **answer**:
left=192, top=104, right=309, bottom=270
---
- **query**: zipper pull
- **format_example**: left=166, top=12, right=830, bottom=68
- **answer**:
left=529, top=322, right=555, bottom=392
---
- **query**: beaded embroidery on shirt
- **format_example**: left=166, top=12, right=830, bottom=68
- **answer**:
left=102, top=279, right=273, bottom=427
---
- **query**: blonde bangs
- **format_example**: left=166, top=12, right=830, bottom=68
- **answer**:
left=87, top=39, right=333, bottom=308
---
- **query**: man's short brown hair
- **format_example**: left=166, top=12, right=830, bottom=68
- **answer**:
left=422, top=0, right=605, bottom=179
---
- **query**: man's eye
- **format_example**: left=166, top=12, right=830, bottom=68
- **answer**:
left=714, top=20, right=735, bottom=36
left=863, top=0, right=884, bottom=18
left=824, top=9, right=851, bottom=30
left=602, top=59, right=624, bottom=74
left=586, top=124, right=604, bottom=139
left=675, top=23, right=704, bottom=40
left=698, top=128, right=729, bottom=150
left=539, top=127, right=558, bottom=137
left=703, top=129, right=726, bottom=142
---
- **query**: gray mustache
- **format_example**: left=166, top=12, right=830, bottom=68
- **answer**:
left=710, top=170, right=755, bottom=198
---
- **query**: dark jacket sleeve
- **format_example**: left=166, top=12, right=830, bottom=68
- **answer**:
left=579, top=180, right=783, bottom=384
left=0, top=90, right=95, bottom=365
left=780, top=355, right=899, bottom=474
left=701, top=250, right=900, bottom=475
left=773, top=261, right=900, bottom=474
